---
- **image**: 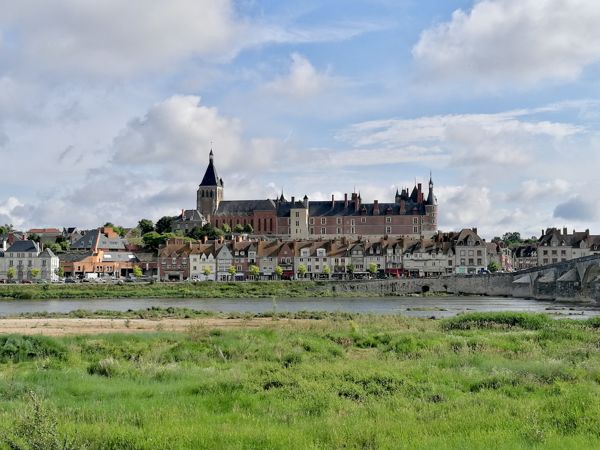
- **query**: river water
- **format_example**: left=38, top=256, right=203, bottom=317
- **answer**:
left=0, top=296, right=598, bottom=319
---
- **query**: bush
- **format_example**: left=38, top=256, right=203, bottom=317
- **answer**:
left=87, top=358, right=119, bottom=377
left=0, top=335, right=66, bottom=363
left=443, top=312, right=551, bottom=331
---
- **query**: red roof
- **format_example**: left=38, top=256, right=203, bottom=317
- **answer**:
left=28, top=228, right=61, bottom=234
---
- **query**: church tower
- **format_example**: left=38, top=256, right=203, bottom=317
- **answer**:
left=197, top=150, right=223, bottom=219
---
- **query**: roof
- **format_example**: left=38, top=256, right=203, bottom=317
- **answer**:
left=200, top=152, right=223, bottom=187
left=102, top=252, right=138, bottom=263
left=58, top=251, right=94, bottom=263
left=6, top=240, right=39, bottom=253
left=175, top=209, right=206, bottom=223
left=216, top=199, right=277, bottom=215
left=28, top=228, right=61, bottom=234
left=71, top=229, right=126, bottom=251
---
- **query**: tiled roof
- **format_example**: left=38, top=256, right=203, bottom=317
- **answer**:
left=200, top=153, right=223, bottom=187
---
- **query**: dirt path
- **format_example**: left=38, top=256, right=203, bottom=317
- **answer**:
left=0, top=317, right=313, bottom=336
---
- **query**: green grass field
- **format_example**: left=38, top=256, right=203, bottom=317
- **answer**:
left=1, top=312, right=600, bottom=449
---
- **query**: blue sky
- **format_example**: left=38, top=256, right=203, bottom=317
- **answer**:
left=1, top=0, right=600, bottom=239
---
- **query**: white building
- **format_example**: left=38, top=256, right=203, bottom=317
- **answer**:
left=0, top=240, right=60, bottom=282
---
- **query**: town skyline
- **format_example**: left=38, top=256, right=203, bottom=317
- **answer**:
left=1, top=1, right=600, bottom=239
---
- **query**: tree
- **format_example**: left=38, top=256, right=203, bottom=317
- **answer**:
left=346, top=264, right=355, bottom=279
left=155, top=216, right=175, bottom=234
left=7, top=266, right=16, bottom=281
left=221, top=223, right=231, bottom=234
left=28, top=233, right=41, bottom=243
left=228, top=265, right=237, bottom=280
left=56, top=267, right=65, bottom=278
left=132, top=265, right=143, bottom=278
left=249, top=264, right=260, bottom=279
left=104, top=222, right=126, bottom=237
left=297, top=264, right=307, bottom=279
left=243, top=224, right=253, bottom=234
left=187, top=223, right=223, bottom=241
left=368, top=263, right=378, bottom=275
left=47, top=243, right=63, bottom=254
left=487, top=262, right=500, bottom=273
left=274, top=265, right=283, bottom=279
left=501, top=232, right=523, bottom=248
left=202, top=266, right=212, bottom=279
left=233, top=224, right=244, bottom=233
left=322, top=264, right=331, bottom=278
left=30, top=268, right=40, bottom=279
left=59, top=240, right=70, bottom=251
left=138, top=219, right=155, bottom=235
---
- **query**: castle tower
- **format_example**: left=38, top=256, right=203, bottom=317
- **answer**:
left=196, top=150, right=223, bottom=219
left=424, top=173, right=438, bottom=236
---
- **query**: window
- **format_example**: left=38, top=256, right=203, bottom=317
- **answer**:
left=295, top=212, right=299, bottom=218
left=321, top=218, right=326, bottom=225
left=477, top=258, right=482, bottom=265
left=337, top=228, right=341, bottom=234
left=351, top=227, right=355, bottom=234
left=386, top=226, right=391, bottom=233
left=309, top=218, right=314, bottom=225
left=468, top=258, right=474, bottom=265
left=351, top=219, right=355, bottom=226
left=413, top=217, right=418, bottom=224
left=295, top=221, right=300, bottom=227
left=361, top=217, right=366, bottom=223
left=321, top=227, right=326, bottom=234
left=336, top=218, right=342, bottom=225
left=386, top=217, right=392, bottom=223
left=413, top=227, right=418, bottom=233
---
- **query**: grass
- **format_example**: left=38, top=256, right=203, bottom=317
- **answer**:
left=0, top=280, right=382, bottom=300
left=1, top=312, right=600, bottom=448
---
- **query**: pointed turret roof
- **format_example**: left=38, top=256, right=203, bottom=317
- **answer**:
left=200, top=150, right=223, bottom=187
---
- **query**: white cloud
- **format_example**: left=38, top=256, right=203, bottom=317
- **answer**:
left=0, top=197, right=25, bottom=227
left=412, top=0, right=600, bottom=85
left=336, top=111, right=582, bottom=168
left=266, top=53, right=334, bottom=97
left=554, top=196, right=598, bottom=221
left=1, top=1, right=378, bottom=79
left=507, top=179, right=571, bottom=202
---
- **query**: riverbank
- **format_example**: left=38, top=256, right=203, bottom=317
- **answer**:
left=2, top=312, right=600, bottom=449
left=0, top=281, right=382, bottom=300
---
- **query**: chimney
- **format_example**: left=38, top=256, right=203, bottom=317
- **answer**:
left=472, top=227, right=478, bottom=235
left=417, top=183, right=423, bottom=202
left=181, top=209, right=185, bottom=219
left=344, top=193, right=348, bottom=208
left=373, top=200, right=380, bottom=215
left=563, top=227, right=567, bottom=235
left=291, top=196, right=295, bottom=204
left=331, top=194, right=335, bottom=208
left=303, top=195, right=309, bottom=208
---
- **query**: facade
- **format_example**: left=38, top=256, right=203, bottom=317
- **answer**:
left=195, top=151, right=438, bottom=239
left=173, top=209, right=207, bottom=234
left=451, top=228, right=488, bottom=274
left=537, top=228, right=600, bottom=266
left=189, top=244, right=217, bottom=281
left=0, top=240, right=59, bottom=281
left=60, top=250, right=139, bottom=279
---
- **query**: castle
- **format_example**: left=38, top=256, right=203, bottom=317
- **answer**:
left=193, top=150, right=438, bottom=239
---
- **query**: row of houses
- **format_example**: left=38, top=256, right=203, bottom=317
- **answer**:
left=156, top=228, right=495, bottom=281
left=512, top=228, right=600, bottom=270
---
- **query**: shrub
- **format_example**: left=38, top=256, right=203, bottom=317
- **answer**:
left=87, top=358, right=119, bottom=377
left=0, top=335, right=66, bottom=363
left=443, top=312, right=551, bottom=331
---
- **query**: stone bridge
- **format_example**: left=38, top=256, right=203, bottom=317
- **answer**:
left=332, top=254, right=600, bottom=303
left=510, top=254, right=600, bottom=303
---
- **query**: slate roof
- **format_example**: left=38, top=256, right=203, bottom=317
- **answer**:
left=39, top=249, right=56, bottom=258
left=6, top=240, right=39, bottom=253
left=174, top=209, right=206, bottom=225
left=71, top=229, right=126, bottom=251
left=102, top=252, right=138, bottom=263
left=58, top=251, right=94, bottom=263
left=200, top=151, right=223, bottom=187
left=305, top=200, right=426, bottom=217
left=216, top=199, right=277, bottom=215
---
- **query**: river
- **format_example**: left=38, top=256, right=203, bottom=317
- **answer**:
left=0, top=296, right=598, bottom=319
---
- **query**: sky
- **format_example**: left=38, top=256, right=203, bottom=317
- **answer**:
left=1, top=0, right=600, bottom=240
